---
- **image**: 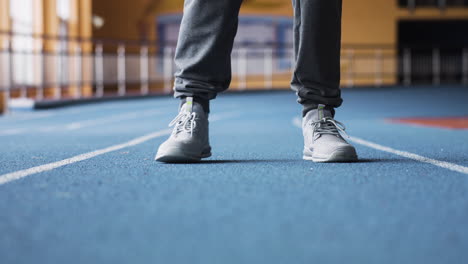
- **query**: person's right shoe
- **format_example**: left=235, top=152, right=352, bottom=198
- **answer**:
left=302, top=105, right=358, bottom=162
left=155, top=97, right=211, bottom=163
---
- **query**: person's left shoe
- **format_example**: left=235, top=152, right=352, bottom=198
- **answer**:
left=302, top=105, right=358, bottom=162
left=155, top=97, right=211, bottom=163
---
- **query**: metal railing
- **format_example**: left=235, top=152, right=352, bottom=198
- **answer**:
left=1, top=31, right=467, bottom=114
left=400, top=46, right=468, bottom=85
left=0, top=31, right=169, bottom=105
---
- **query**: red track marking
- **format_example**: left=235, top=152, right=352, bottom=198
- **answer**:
left=387, top=117, right=468, bottom=129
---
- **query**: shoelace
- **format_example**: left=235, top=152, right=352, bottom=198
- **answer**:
left=311, top=117, right=348, bottom=140
left=169, top=111, right=197, bottom=136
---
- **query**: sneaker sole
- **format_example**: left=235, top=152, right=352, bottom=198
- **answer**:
left=155, top=147, right=211, bottom=163
left=303, top=148, right=358, bottom=163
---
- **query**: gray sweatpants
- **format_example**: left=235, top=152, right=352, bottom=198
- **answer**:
left=173, top=0, right=343, bottom=115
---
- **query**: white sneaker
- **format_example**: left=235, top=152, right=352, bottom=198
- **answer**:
left=302, top=105, right=358, bottom=162
left=155, top=97, right=211, bottom=163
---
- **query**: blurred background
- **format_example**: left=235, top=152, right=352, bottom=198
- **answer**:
left=0, top=0, right=467, bottom=114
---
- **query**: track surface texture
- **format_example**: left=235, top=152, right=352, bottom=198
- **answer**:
left=1, top=85, right=468, bottom=264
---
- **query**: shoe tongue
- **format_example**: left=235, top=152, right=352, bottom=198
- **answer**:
left=309, top=104, right=333, bottom=121
left=184, top=97, right=193, bottom=113
left=181, top=97, right=204, bottom=115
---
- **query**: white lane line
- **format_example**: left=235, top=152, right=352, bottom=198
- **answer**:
left=0, top=128, right=27, bottom=135
left=293, top=117, right=468, bottom=175
left=64, top=109, right=161, bottom=130
left=0, top=101, right=175, bottom=127
left=0, top=109, right=167, bottom=136
left=3, top=112, right=56, bottom=121
left=62, top=101, right=176, bottom=115
left=0, top=129, right=170, bottom=185
left=0, top=112, right=239, bottom=185
left=347, top=136, right=468, bottom=174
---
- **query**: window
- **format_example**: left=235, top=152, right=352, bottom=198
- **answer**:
left=57, top=0, right=72, bottom=20
left=56, top=0, right=73, bottom=86
left=10, top=0, right=34, bottom=86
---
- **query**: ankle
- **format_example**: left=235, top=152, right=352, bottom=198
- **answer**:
left=303, top=105, right=335, bottom=117
left=180, top=96, right=210, bottom=114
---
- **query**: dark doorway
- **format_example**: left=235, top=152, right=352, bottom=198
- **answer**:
left=398, top=19, right=468, bottom=84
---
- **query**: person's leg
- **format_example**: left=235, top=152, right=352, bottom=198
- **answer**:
left=291, top=0, right=343, bottom=116
left=292, top=0, right=357, bottom=162
left=156, top=0, right=243, bottom=163
left=173, top=0, right=244, bottom=113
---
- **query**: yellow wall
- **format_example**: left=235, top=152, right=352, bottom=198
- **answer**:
left=343, top=0, right=468, bottom=46
left=68, top=0, right=93, bottom=97
left=94, top=0, right=468, bottom=46
left=79, top=0, right=93, bottom=48
left=92, top=0, right=295, bottom=42
left=0, top=0, right=9, bottom=44
left=0, top=0, right=10, bottom=113
left=79, top=0, right=93, bottom=96
left=93, top=0, right=159, bottom=41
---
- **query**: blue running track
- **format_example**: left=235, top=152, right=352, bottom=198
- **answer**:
left=1, top=85, right=468, bottom=264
